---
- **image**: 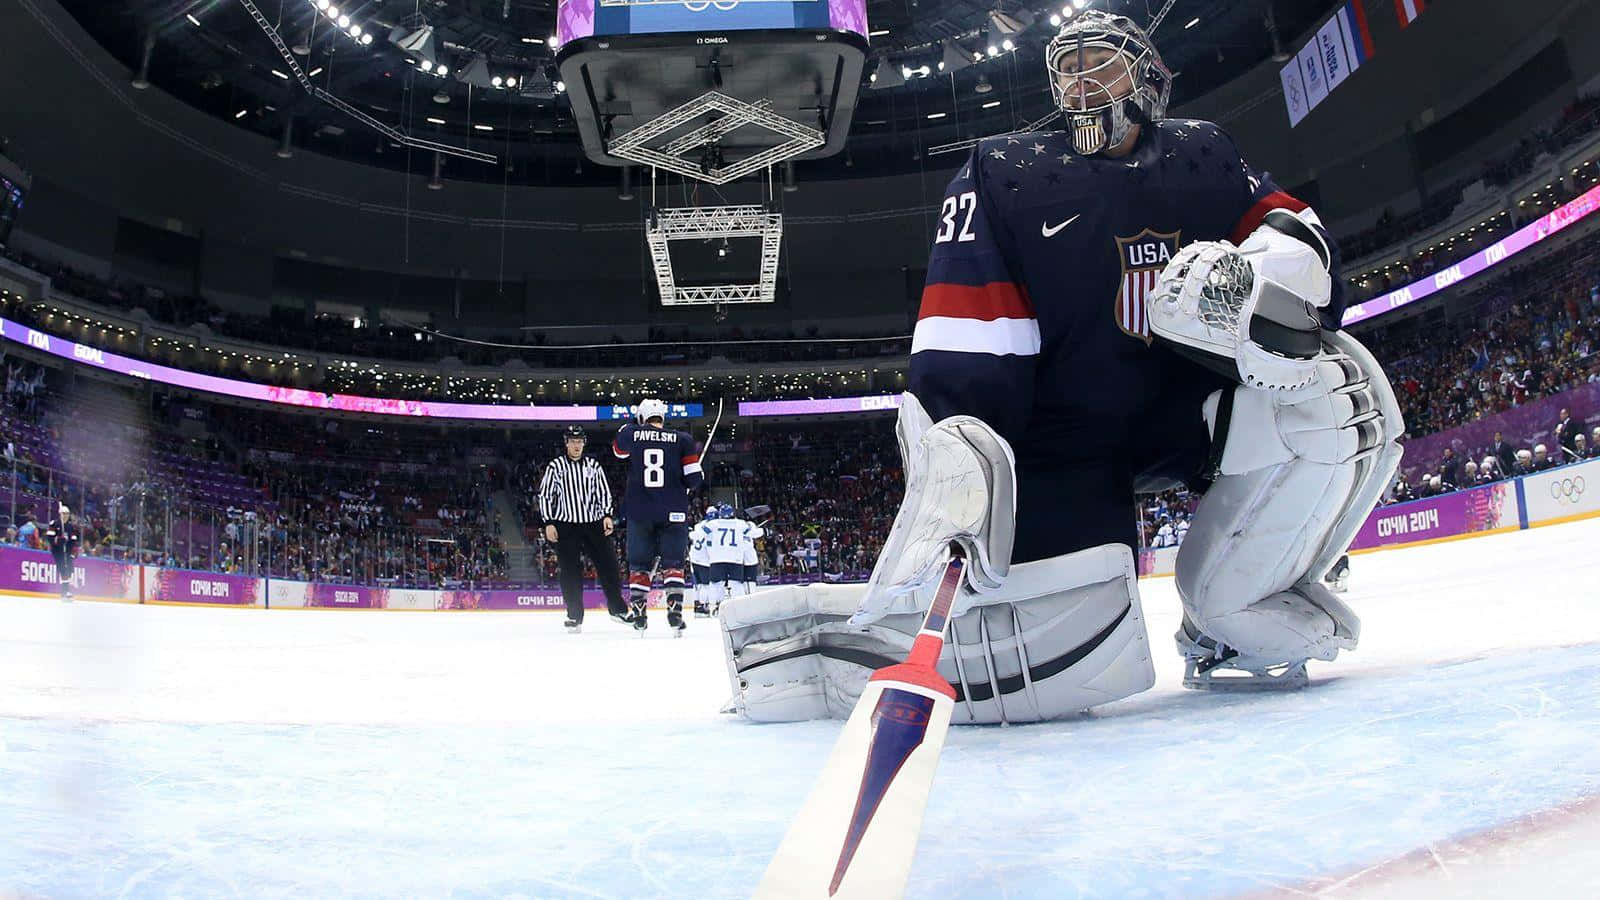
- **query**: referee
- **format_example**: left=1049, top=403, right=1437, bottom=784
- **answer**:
left=538, top=425, right=627, bottom=632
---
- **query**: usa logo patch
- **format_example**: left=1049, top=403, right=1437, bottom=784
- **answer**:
left=1114, top=228, right=1180, bottom=344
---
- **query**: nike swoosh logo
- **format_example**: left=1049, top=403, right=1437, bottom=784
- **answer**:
left=1041, top=214, right=1081, bottom=237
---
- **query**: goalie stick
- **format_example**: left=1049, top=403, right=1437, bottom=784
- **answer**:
left=754, top=554, right=965, bottom=899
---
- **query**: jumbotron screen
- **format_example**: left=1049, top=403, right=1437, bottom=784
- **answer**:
left=0, top=175, right=23, bottom=247
left=555, top=0, right=868, bottom=46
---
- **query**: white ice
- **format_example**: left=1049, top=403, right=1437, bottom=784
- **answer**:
left=6, top=519, right=1600, bottom=898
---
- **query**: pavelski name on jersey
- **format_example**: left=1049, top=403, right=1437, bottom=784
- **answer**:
left=631, top=430, right=681, bottom=443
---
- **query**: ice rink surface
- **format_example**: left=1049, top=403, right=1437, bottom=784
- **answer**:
left=6, top=519, right=1600, bottom=898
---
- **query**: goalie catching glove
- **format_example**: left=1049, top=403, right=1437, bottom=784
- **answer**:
left=1148, top=207, right=1333, bottom=392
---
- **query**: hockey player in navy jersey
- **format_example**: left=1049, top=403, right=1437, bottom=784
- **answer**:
left=614, top=398, right=704, bottom=635
left=720, top=11, right=1403, bottom=723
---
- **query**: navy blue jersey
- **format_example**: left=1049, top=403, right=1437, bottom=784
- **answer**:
left=911, top=120, right=1342, bottom=562
left=45, top=518, right=81, bottom=558
left=613, top=423, right=704, bottom=522
left=910, top=119, right=1342, bottom=471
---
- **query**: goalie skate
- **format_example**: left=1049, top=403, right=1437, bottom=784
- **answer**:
left=1323, top=555, right=1351, bottom=594
left=1176, top=619, right=1309, bottom=691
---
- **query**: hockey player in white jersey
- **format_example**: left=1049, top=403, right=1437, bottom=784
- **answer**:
left=738, top=512, right=764, bottom=597
left=691, top=507, right=717, bottom=618
left=717, top=11, right=1401, bottom=723
left=700, top=504, right=749, bottom=615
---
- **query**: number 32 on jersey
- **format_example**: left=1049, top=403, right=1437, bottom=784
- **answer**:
left=934, top=191, right=978, bottom=244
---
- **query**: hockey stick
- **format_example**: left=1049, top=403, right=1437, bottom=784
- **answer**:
left=754, top=554, right=965, bottom=899
left=703, top=397, right=726, bottom=454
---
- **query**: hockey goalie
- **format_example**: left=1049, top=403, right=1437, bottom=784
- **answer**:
left=719, top=11, right=1404, bottom=724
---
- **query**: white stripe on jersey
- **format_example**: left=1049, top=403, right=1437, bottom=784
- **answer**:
left=911, top=316, right=1041, bottom=357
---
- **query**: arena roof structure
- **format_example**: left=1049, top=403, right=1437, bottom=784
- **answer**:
left=53, top=0, right=1328, bottom=185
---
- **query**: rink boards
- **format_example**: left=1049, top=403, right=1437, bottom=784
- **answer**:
left=0, top=554, right=617, bottom=610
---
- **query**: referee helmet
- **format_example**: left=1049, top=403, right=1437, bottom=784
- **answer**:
left=562, top=425, right=586, bottom=441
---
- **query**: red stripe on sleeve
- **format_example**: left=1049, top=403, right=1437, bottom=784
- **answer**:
left=681, top=453, right=701, bottom=466
left=1230, top=191, right=1310, bottom=245
left=612, top=440, right=629, bottom=459
left=918, top=281, right=1035, bottom=322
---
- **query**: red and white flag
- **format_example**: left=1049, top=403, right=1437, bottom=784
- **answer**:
left=1395, top=0, right=1427, bottom=27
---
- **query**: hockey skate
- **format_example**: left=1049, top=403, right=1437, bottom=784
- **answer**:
left=563, top=619, right=582, bottom=634
left=628, top=598, right=649, bottom=636
left=1176, top=617, right=1309, bottom=691
left=693, top=600, right=712, bottom=618
left=666, top=597, right=686, bottom=638
left=1323, top=555, right=1351, bottom=593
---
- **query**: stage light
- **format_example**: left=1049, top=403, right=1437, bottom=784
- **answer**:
left=987, top=45, right=999, bottom=57
left=492, top=76, right=503, bottom=87
left=338, top=14, right=350, bottom=27
left=420, top=59, right=434, bottom=72
left=325, top=6, right=339, bottom=20
left=361, top=33, right=373, bottom=45
left=504, top=76, right=517, bottom=87
left=349, top=24, right=362, bottom=38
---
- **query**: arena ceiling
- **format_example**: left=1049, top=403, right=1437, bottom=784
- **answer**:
left=58, top=0, right=1329, bottom=186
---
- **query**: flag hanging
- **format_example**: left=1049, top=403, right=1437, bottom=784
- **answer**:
left=1338, top=1, right=1375, bottom=64
left=1395, top=0, right=1427, bottom=27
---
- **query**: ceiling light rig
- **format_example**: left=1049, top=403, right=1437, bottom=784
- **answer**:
left=310, top=0, right=368, bottom=46
left=867, top=0, right=1087, bottom=91
left=236, top=0, right=495, bottom=164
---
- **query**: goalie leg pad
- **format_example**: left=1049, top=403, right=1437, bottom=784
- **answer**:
left=1176, top=331, right=1401, bottom=664
left=721, top=545, right=1153, bottom=724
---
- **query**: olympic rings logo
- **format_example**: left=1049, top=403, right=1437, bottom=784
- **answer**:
left=1550, top=475, right=1587, bottom=505
left=684, top=1, right=740, bottom=10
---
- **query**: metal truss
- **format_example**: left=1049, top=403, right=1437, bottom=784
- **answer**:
left=236, top=0, right=497, bottom=165
left=610, top=92, right=823, bottom=186
left=646, top=205, right=783, bottom=306
left=928, top=109, right=1062, bottom=157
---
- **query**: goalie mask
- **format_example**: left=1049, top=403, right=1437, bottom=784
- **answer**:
left=1046, top=10, right=1172, bottom=156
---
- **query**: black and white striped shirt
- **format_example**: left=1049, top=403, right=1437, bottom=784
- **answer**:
left=538, top=454, right=613, bottom=523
